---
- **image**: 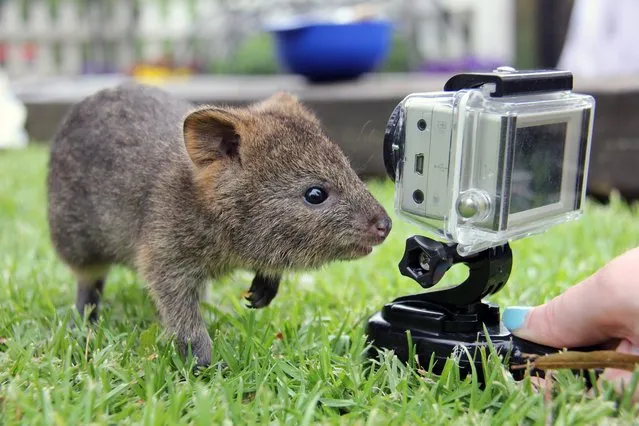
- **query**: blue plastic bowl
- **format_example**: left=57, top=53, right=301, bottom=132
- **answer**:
left=267, top=19, right=393, bottom=83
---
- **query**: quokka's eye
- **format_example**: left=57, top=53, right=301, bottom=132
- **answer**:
left=304, top=186, right=328, bottom=205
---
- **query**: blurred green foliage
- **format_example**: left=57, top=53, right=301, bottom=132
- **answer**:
left=210, top=33, right=280, bottom=75
left=379, top=33, right=412, bottom=72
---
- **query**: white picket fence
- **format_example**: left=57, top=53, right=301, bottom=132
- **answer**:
left=0, top=0, right=377, bottom=78
left=0, top=0, right=516, bottom=79
left=0, top=0, right=254, bottom=78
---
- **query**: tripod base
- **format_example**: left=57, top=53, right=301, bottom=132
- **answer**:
left=370, top=236, right=603, bottom=385
left=366, top=296, right=603, bottom=385
left=365, top=300, right=557, bottom=381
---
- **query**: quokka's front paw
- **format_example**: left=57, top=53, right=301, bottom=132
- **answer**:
left=245, top=273, right=280, bottom=309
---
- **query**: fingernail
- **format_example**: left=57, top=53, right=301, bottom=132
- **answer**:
left=502, top=306, right=532, bottom=331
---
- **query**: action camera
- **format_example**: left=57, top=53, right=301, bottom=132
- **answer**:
left=383, top=67, right=595, bottom=255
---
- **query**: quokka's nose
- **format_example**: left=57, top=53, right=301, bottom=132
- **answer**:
left=370, top=215, right=392, bottom=239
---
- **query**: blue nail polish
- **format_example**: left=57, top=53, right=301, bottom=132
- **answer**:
left=502, top=307, right=532, bottom=331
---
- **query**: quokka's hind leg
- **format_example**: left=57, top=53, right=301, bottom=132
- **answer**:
left=73, top=265, right=110, bottom=323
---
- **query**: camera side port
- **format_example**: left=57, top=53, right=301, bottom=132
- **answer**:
left=414, top=154, right=424, bottom=175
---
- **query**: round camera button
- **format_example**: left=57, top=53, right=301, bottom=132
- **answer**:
left=458, top=196, right=478, bottom=218
left=457, top=191, right=491, bottom=220
left=494, top=66, right=517, bottom=73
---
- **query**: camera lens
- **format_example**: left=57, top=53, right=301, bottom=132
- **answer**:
left=383, top=104, right=405, bottom=182
left=417, top=119, right=427, bottom=131
left=413, top=190, right=424, bottom=204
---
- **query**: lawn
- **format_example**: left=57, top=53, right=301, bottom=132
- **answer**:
left=2, top=145, right=639, bottom=425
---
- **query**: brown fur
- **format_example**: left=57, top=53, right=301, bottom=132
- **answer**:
left=47, top=82, right=391, bottom=366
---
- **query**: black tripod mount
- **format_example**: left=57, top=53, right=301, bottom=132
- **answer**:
left=366, top=236, right=562, bottom=381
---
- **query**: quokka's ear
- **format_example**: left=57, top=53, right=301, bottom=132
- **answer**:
left=183, top=107, right=244, bottom=167
left=253, top=91, right=321, bottom=125
left=263, top=91, right=300, bottom=107
left=252, top=91, right=304, bottom=112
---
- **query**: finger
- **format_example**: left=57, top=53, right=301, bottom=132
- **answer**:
left=503, top=247, right=639, bottom=348
left=598, top=339, right=639, bottom=402
left=528, top=375, right=546, bottom=391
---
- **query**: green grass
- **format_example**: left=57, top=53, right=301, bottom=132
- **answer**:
left=2, top=146, right=639, bottom=425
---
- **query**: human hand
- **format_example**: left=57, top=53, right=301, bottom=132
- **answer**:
left=503, top=247, right=639, bottom=400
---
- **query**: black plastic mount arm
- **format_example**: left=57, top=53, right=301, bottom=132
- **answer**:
left=397, top=236, right=511, bottom=307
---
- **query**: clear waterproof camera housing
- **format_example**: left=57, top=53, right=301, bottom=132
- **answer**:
left=383, top=68, right=595, bottom=256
